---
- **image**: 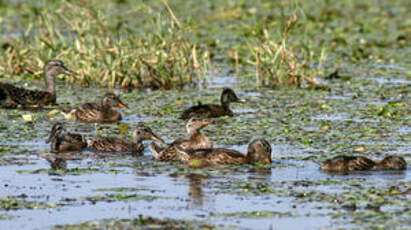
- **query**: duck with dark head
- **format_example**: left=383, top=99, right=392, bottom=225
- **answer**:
left=176, top=139, right=272, bottom=167
left=46, top=122, right=86, bottom=153
left=0, top=60, right=76, bottom=109
left=63, top=93, right=128, bottom=123
left=319, top=155, right=407, bottom=172
left=179, top=88, right=244, bottom=119
left=150, top=117, right=213, bottom=161
left=87, top=124, right=164, bottom=155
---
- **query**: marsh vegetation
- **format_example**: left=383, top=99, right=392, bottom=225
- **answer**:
left=0, top=0, right=409, bottom=229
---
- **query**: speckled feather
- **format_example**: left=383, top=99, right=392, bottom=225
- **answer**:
left=50, top=132, right=86, bottom=153
left=71, top=103, right=122, bottom=123
left=87, top=137, right=142, bottom=152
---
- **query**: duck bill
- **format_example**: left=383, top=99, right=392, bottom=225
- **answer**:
left=150, top=134, right=164, bottom=143
left=63, top=67, right=77, bottom=78
left=201, top=121, right=213, bottom=127
left=264, top=157, right=272, bottom=163
left=118, top=102, right=129, bottom=109
left=236, top=98, right=245, bottom=103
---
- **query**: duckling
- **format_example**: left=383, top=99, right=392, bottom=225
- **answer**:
left=150, top=117, right=213, bottom=161
left=179, top=88, right=244, bottom=119
left=87, top=124, right=163, bottom=154
left=320, top=155, right=407, bottom=172
left=65, top=93, right=128, bottom=123
left=176, top=139, right=272, bottom=166
left=0, top=60, right=76, bottom=109
left=46, top=122, right=86, bottom=153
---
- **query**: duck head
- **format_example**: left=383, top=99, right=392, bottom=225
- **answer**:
left=186, top=117, right=213, bottom=136
left=44, top=60, right=77, bottom=94
left=246, top=139, right=272, bottom=164
left=221, top=88, right=244, bottom=107
left=102, top=93, right=129, bottom=109
left=133, top=125, right=164, bottom=143
left=375, top=156, right=406, bottom=170
left=46, top=122, right=66, bottom=144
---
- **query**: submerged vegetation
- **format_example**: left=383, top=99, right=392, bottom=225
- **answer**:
left=1, top=0, right=408, bottom=89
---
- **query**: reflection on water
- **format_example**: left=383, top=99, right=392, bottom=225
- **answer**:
left=45, top=157, right=67, bottom=170
left=186, top=174, right=208, bottom=208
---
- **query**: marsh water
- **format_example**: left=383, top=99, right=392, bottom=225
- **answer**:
left=0, top=66, right=410, bottom=229
left=0, top=0, right=410, bottom=228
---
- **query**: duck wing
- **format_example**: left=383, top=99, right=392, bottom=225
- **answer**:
left=179, top=104, right=223, bottom=119
left=348, top=156, right=375, bottom=171
left=57, top=133, right=86, bottom=152
left=0, top=83, right=54, bottom=108
left=72, top=103, right=103, bottom=122
left=67, top=132, right=87, bottom=147
left=177, top=147, right=246, bottom=165
left=87, top=136, right=138, bottom=152
left=150, top=138, right=187, bottom=161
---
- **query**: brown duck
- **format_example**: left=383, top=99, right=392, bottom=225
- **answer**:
left=176, top=139, right=272, bottom=166
left=319, top=155, right=407, bottom=172
left=179, top=88, right=244, bottom=119
left=46, top=122, right=86, bottom=153
left=87, top=124, right=164, bottom=154
left=64, top=93, right=128, bottom=123
left=0, top=60, right=76, bottom=109
left=150, top=117, right=213, bottom=161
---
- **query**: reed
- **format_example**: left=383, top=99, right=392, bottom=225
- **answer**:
left=0, top=1, right=209, bottom=89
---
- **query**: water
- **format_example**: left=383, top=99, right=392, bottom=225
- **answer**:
left=0, top=74, right=410, bottom=229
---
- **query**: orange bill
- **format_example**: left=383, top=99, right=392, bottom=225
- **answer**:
left=64, top=68, right=77, bottom=78
left=150, top=135, right=164, bottom=143
left=201, top=121, right=213, bottom=126
left=264, top=157, right=272, bottom=163
left=118, top=103, right=129, bottom=109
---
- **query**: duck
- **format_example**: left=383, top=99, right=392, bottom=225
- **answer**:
left=46, top=122, right=86, bottom=153
left=179, top=88, right=244, bottom=119
left=64, top=93, right=128, bottom=123
left=319, top=155, right=407, bottom=172
left=87, top=124, right=164, bottom=154
left=150, top=117, right=213, bottom=161
left=175, top=139, right=272, bottom=166
left=0, top=60, right=76, bottom=109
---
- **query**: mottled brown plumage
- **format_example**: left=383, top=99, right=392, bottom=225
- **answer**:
left=176, top=139, right=272, bottom=166
left=46, top=122, right=86, bottom=153
left=0, top=60, right=76, bottom=109
left=150, top=117, right=213, bottom=161
left=67, top=93, right=128, bottom=123
left=320, top=155, right=407, bottom=172
left=372, top=156, right=407, bottom=170
left=179, top=88, right=244, bottom=119
left=87, top=125, right=163, bottom=154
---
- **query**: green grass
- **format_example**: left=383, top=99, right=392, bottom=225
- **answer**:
left=0, top=0, right=409, bottom=88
